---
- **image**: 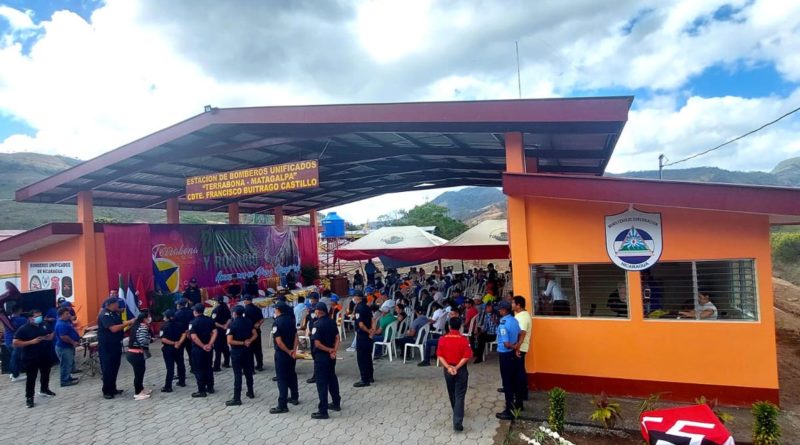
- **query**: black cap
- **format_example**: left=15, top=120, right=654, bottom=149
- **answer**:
left=274, top=301, right=289, bottom=313
left=103, top=297, right=119, bottom=307
left=243, top=294, right=254, bottom=301
left=497, top=301, right=511, bottom=311
left=192, top=303, right=205, bottom=313
left=164, top=309, right=176, bottom=319
left=215, top=295, right=225, bottom=302
left=353, top=290, right=364, bottom=298
left=315, top=302, right=328, bottom=312
left=233, top=306, right=245, bottom=316
left=190, top=277, right=197, bottom=283
left=309, top=292, right=320, bottom=300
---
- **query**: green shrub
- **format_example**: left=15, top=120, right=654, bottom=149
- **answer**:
left=548, top=387, right=567, bottom=434
left=771, top=232, right=800, bottom=263
left=752, top=401, right=780, bottom=445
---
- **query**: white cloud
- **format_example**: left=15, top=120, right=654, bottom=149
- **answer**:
left=0, top=0, right=798, bottom=221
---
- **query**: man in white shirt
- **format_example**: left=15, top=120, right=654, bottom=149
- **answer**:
left=541, top=273, right=570, bottom=316
left=512, top=295, right=532, bottom=407
left=679, top=291, right=718, bottom=320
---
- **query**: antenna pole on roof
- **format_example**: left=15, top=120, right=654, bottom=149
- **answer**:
left=515, top=41, right=522, bottom=99
left=658, top=154, right=667, bottom=179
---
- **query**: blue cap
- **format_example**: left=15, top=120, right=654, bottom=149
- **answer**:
left=117, top=298, right=127, bottom=308
left=164, top=309, right=176, bottom=319
left=315, top=302, right=328, bottom=312
left=497, top=301, right=512, bottom=311
left=233, top=306, right=245, bottom=315
left=365, top=287, right=373, bottom=293
left=348, top=288, right=355, bottom=296
left=309, top=292, right=319, bottom=300
left=331, top=295, right=339, bottom=302
left=192, top=303, right=205, bottom=313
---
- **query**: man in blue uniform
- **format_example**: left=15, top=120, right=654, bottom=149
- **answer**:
left=211, top=295, right=231, bottom=372
left=310, top=302, right=341, bottom=419
left=174, top=300, right=194, bottom=373
left=270, top=301, right=299, bottom=413
left=13, top=309, right=55, bottom=408
left=494, top=301, right=521, bottom=420
left=97, top=297, right=134, bottom=399
left=189, top=304, right=217, bottom=398
left=242, top=295, right=265, bottom=371
left=159, top=309, right=187, bottom=392
left=352, top=291, right=374, bottom=387
left=225, top=306, right=257, bottom=406
left=183, top=278, right=201, bottom=305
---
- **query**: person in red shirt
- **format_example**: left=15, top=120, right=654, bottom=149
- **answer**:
left=436, top=317, right=473, bottom=432
left=464, top=299, right=478, bottom=332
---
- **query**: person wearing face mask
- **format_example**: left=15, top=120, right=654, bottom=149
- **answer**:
left=13, top=309, right=55, bottom=408
left=211, top=295, right=231, bottom=372
left=126, top=310, right=153, bottom=401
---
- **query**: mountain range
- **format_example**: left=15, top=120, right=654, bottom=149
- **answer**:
left=0, top=152, right=798, bottom=229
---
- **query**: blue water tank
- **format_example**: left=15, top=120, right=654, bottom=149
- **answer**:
left=322, top=212, right=346, bottom=238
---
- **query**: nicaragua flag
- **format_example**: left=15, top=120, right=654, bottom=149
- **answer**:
left=125, top=273, right=140, bottom=318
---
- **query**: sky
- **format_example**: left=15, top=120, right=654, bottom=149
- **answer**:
left=0, top=0, right=799, bottom=223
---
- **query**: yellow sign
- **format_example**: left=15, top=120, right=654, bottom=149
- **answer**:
left=185, top=160, right=319, bottom=201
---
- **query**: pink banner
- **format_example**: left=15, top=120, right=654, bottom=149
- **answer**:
left=104, top=224, right=153, bottom=296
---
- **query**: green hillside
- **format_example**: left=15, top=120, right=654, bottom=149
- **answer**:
left=0, top=152, right=226, bottom=229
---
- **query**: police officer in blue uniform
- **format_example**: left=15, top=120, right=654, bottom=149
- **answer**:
left=97, top=297, right=134, bottom=399
left=189, top=304, right=217, bottom=398
left=174, top=300, right=194, bottom=373
left=242, top=295, right=265, bottom=371
left=310, top=302, right=341, bottom=419
left=494, top=301, right=521, bottom=421
left=183, top=278, right=201, bottom=305
left=352, top=291, right=374, bottom=387
left=211, top=296, right=231, bottom=372
left=225, top=306, right=257, bottom=406
left=159, top=309, right=187, bottom=392
left=269, top=301, right=299, bottom=414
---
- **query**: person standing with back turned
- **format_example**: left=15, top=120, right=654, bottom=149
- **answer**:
left=270, top=301, right=299, bottom=414
left=189, top=303, right=217, bottom=398
left=310, top=301, right=341, bottom=419
left=351, top=291, right=374, bottom=387
left=436, top=317, right=473, bottom=432
left=225, top=306, right=257, bottom=406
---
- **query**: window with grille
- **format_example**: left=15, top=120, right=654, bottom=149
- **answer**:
left=531, top=264, right=628, bottom=318
left=641, top=259, right=758, bottom=321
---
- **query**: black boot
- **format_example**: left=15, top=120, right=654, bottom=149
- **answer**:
left=225, top=399, right=241, bottom=406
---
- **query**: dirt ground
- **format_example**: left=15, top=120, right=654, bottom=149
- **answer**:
left=773, top=277, right=800, bottom=437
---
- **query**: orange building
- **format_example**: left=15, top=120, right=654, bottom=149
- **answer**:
left=0, top=98, right=797, bottom=406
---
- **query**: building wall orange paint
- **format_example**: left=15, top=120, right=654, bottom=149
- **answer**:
left=511, top=197, right=777, bottom=391
left=20, top=232, right=109, bottom=330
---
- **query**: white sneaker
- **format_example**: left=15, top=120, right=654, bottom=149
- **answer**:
left=134, top=393, right=151, bottom=401
left=142, top=389, right=152, bottom=395
left=9, top=375, right=22, bottom=383
left=346, top=347, right=355, bottom=352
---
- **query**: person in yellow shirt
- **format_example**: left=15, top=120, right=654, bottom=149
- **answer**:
left=512, top=295, right=532, bottom=407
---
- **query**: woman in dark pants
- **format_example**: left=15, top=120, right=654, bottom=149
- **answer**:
left=126, top=310, right=152, bottom=401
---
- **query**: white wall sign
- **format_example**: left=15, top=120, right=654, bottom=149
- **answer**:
left=605, top=208, right=663, bottom=271
left=27, top=261, right=74, bottom=302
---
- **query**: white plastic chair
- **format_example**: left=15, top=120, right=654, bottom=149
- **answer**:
left=336, top=310, right=346, bottom=341
left=425, top=301, right=435, bottom=318
left=372, top=321, right=398, bottom=362
left=462, top=315, right=478, bottom=339
left=403, top=325, right=429, bottom=364
left=484, top=338, right=498, bottom=360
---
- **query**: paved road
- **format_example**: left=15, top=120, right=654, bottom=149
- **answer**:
left=1, top=322, right=503, bottom=445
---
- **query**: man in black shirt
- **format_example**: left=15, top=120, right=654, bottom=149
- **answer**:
left=352, top=291, right=374, bottom=387
left=270, top=301, right=299, bottom=414
left=226, top=274, right=243, bottom=299
left=183, top=278, right=201, bottom=305
left=97, top=298, right=134, bottom=399
left=310, top=302, right=341, bottom=419
left=242, top=295, right=265, bottom=371
left=159, top=309, right=187, bottom=392
left=13, top=309, right=55, bottom=408
left=225, top=306, right=257, bottom=406
left=174, top=300, right=194, bottom=372
left=189, top=304, right=217, bottom=398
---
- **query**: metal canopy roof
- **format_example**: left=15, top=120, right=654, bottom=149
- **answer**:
left=16, top=97, right=632, bottom=216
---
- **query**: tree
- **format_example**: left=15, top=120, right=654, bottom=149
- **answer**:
left=392, top=202, right=467, bottom=240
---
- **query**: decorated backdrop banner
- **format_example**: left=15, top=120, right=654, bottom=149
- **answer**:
left=150, top=224, right=301, bottom=293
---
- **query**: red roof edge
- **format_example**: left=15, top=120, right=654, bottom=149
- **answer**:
left=0, top=223, right=83, bottom=261
left=502, top=172, right=800, bottom=217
